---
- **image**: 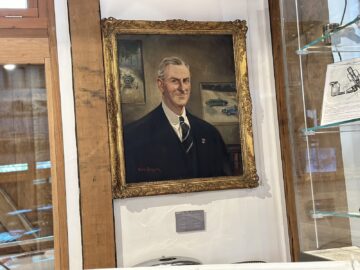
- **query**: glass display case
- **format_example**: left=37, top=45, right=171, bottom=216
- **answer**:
left=273, top=0, right=360, bottom=261
left=0, top=64, right=55, bottom=269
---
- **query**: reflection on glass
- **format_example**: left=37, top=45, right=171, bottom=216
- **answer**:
left=306, top=147, right=337, bottom=173
left=0, top=65, right=54, bottom=269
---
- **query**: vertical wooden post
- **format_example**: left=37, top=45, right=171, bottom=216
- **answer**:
left=268, top=0, right=300, bottom=261
left=45, top=58, right=69, bottom=270
left=47, top=1, right=70, bottom=269
left=67, top=0, right=116, bottom=268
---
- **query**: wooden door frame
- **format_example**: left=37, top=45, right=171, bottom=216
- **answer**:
left=268, top=0, right=300, bottom=261
left=45, top=57, right=69, bottom=270
left=46, top=1, right=69, bottom=267
left=0, top=38, right=69, bottom=270
left=0, top=0, right=69, bottom=267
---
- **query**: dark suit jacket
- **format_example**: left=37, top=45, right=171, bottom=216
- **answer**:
left=123, top=105, right=232, bottom=183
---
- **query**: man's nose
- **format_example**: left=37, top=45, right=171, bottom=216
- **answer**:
left=178, top=81, right=186, bottom=91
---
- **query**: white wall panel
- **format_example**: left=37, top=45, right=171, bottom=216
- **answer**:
left=103, top=0, right=290, bottom=267
left=54, top=0, right=82, bottom=269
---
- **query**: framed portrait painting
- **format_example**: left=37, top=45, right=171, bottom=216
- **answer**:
left=102, top=18, right=259, bottom=198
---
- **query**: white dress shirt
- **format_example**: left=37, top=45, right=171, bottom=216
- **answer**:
left=162, top=101, right=190, bottom=141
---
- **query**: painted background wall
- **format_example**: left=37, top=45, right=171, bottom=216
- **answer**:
left=101, top=0, right=290, bottom=267
left=54, top=0, right=290, bottom=269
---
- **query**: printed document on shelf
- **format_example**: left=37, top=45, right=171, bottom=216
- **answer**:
left=321, top=57, right=360, bottom=126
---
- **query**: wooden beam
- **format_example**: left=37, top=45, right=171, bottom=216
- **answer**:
left=38, top=0, right=48, bottom=18
left=28, top=0, right=38, bottom=8
left=46, top=0, right=70, bottom=268
left=67, top=0, right=116, bottom=268
left=45, top=57, right=69, bottom=270
left=268, top=0, right=300, bottom=261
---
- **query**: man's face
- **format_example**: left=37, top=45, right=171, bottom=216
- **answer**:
left=157, top=64, right=191, bottom=115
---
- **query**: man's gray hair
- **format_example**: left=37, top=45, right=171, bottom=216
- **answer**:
left=157, top=56, right=190, bottom=80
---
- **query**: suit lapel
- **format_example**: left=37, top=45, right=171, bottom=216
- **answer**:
left=187, top=112, right=208, bottom=159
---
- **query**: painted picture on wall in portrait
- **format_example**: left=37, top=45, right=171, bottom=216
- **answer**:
left=117, top=39, right=146, bottom=104
left=200, top=82, right=238, bottom=124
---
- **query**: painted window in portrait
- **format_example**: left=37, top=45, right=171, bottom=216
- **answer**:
left=102, top=19, right=259, bottom=198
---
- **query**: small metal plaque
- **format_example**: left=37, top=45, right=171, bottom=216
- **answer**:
left=175, top=210, right=205, bottom=232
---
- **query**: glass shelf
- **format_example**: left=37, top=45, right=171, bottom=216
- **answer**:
left=297, top=15, right=360, bottom=55
left=311, top=210, right=360, bottom=219
left=302, top=119, right=360, bottom=135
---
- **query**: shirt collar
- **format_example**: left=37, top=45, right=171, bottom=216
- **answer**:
left=162, top=101, right=187, bottom=125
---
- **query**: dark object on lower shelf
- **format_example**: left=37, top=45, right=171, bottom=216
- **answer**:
left=134, top=256, right=202, bottom=267
left=234, top=260, right=266, bottom=263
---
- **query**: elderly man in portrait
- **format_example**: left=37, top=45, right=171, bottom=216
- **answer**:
left=123, top=56, right=232, bottom=183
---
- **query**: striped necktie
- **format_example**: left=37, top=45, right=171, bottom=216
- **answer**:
left=179, top=116, right=193, bottom=153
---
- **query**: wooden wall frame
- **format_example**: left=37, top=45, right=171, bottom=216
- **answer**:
left=268, top=0, right=300, bottom=261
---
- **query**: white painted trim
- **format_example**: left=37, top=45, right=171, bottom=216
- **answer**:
left=54, top=0, right=83, bottom=269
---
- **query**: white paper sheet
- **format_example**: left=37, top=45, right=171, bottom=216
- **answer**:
left=321, top=58, right=360, bottom=126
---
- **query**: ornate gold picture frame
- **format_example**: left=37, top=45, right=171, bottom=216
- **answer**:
left=102, top=18, right=259, bottom=198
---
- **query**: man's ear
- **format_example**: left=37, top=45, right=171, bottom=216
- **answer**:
left=157, top=78, right=164, bottom=94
